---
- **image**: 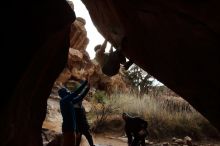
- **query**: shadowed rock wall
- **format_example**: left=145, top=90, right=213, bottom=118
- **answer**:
left=82, top=0, right=220, bottom=130
left=1, top=0, right=75, bottom=146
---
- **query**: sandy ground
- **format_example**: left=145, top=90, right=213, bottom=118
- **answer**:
left=43, top=121, right=220, bottom=146
left=80, top=134, right=127, bottom=146
left=79, top=134, right=220, bottom=146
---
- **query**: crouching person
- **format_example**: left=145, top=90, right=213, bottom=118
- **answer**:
left=122, top=113, right=149, bottom=146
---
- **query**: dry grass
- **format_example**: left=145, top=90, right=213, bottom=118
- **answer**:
left=90, top=92, right=220, bottom=140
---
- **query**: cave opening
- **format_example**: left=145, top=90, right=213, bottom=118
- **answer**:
left=2, top=0, right=220, bottom=146
left=41, top=1, right=220, bottom=146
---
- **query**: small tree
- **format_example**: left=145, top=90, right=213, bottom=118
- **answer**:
left=125, top=64, right=154, bottom=95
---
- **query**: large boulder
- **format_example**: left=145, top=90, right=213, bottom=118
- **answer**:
left=81, top=0, right=220, bottom=130
left=1, top=0, right=75, bottom=145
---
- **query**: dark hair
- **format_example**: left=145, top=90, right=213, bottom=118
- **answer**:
left=58, top=88, right=69, bottom=99
left=94, top=45, right=101, bottom=52
left=122, top=112, right=128, bottom=117
left=122, top=112, right=130, bottom=120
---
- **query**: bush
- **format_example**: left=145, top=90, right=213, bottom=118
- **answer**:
left=90, top=90, right=120, bottom=132
left=93, top=90, right=107, bottom=104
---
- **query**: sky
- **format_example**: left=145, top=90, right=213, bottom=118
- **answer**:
left=71, top=0, right=111, bottom=59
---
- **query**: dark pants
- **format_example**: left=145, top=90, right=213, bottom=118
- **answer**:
left=75, top=108, right=94, bottom=146
left=131, top=137, right=145, bottom=146
left=76, top=130, right=94, bottom=146
left=61, top=132, right=81, bottom=146
left=131, top=132, right=147, bottom=146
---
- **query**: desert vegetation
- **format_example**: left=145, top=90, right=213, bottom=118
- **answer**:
left=44, top=64, right=220, bottom=145
left=83, top=62, right=220, bottom=140
left=65, top=64, right=220, bottom=141
left=88, top=89, right=220, bottom=141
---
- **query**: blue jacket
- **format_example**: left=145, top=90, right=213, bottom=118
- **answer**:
left=58, top=80, right=90, bottom=132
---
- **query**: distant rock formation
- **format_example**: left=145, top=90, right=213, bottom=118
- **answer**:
left=55, top=17, right=129, bottom=94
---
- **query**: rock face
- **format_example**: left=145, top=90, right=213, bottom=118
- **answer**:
left=1, top=0, right=75, bottom=146
left=56, top=17, right=129, bottom=93
left=82, top=0, right=220, bottom=130
left=43, top=97, right=62, bottom=133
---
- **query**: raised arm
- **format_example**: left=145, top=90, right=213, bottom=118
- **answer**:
left=100, top=39, right=107, bottom=52
left=72, top=80, right=88, bottom=95
left=60, top=80, right=88, bottom=104
left=71, top=85, right=90, bottom=104
left=60, top=85, right=89, bottom=104
left=110, top=44, right=113, bottom=53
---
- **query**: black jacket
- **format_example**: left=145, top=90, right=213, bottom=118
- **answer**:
left=124, top=116, right=148, bottom=144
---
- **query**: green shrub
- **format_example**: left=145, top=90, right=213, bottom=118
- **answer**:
left=93, top=90, right=107, bottom=104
